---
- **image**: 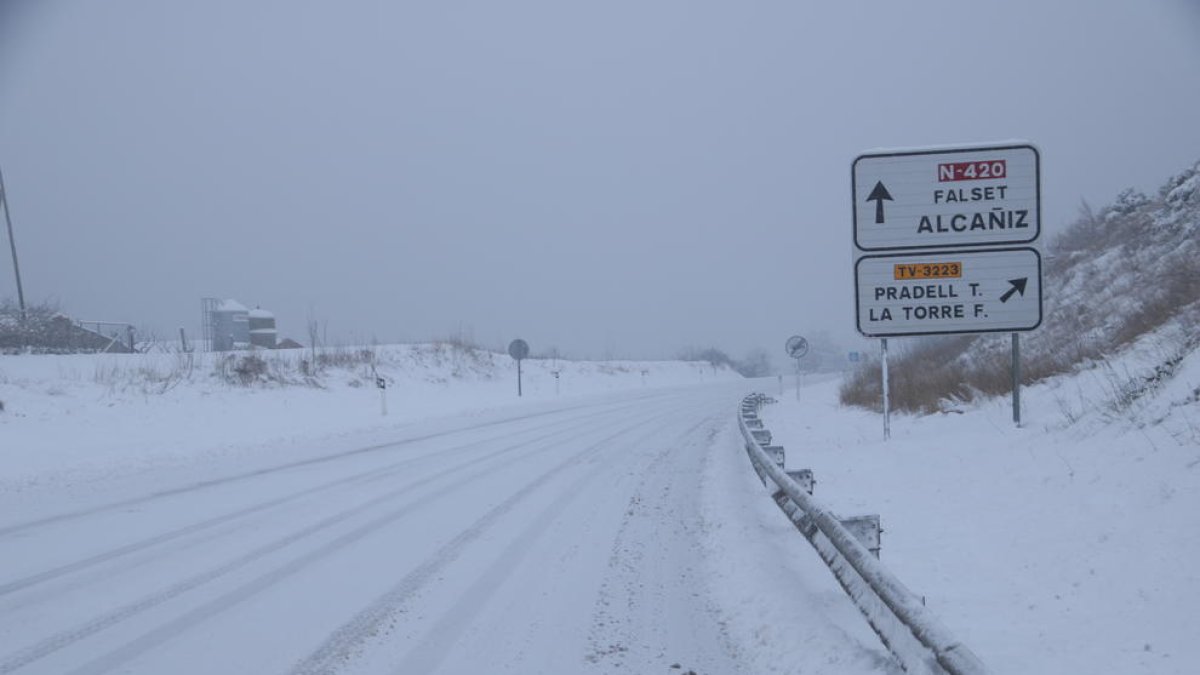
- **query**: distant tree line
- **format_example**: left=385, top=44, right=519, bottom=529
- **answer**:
left=678, top=346, right=772, bottom=378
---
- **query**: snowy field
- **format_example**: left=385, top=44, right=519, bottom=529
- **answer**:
left=759, top=328, right=1200, bottom=675
left=0, top=344, right=737, bottom=496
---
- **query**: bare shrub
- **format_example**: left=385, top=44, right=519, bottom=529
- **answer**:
left=90, top=352, right=195, bottom=395
left=233, top=354, right=268, bottom=385
left=1111, top=255, right=1200, bottom=349
left=316, top=345, right=376, bottom=370
left=839, top=356, right=882, bottom=411
left=216, top=353, right=275, bottom=386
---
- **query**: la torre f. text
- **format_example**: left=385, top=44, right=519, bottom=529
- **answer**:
left=867, top=304, right=987, bottom=322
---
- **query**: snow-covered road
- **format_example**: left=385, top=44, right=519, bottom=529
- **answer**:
left=0, top=382, right=893, bottom=674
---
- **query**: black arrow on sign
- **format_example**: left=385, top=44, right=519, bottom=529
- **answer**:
left=999, top=277, right=1028, bottom=303
left=866, top=181, right=893, bottom=224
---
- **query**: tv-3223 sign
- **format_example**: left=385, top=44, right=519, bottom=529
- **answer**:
left=853, top=144, right=1040, bottom=251
left=855, top=247, right=1042, bottom=337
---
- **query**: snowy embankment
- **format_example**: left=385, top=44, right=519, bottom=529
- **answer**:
left=0, top=344, right=738, bottom=494
left=759, top=321, right=1199, bottom=675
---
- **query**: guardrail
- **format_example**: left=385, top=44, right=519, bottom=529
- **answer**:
left=737, top=393, right=990, bottom=675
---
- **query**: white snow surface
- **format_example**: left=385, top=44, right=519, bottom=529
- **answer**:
left=2, top=346, right=909, bottom=674
left=759, top=328, right=1200, bottom=675
left=3, top=333, right=1196, bottom=674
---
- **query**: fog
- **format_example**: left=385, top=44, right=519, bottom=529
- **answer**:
left=2, top=0, right=1199, bottom=362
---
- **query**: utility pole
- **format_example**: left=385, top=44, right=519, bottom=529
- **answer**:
left=0, top=164, right=28, bottom=319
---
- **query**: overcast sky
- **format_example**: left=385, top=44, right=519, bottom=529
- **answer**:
left=2, top=1, right=1199, bottom=362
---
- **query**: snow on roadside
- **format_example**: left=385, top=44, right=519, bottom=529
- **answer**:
left=0, top=344, right=738, bottom=496
left=698, top=423, right=898, bottom=674
left=757, top=330, right=1200, bottom=675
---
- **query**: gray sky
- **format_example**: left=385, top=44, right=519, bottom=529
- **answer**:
left=2, top=0, right=1199, bottom=361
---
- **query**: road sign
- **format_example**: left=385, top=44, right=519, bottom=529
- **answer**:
left=853, top=144, right=1039, bottom=252
left=507, top=339, right=529, bottom=361
left=785, top=335, right=809, bottom=359
left=508, top=339, right=530, bottom=397
left=855, top=247, right=1042, bottom=337
left=852, top=142, right=1043, bottom=338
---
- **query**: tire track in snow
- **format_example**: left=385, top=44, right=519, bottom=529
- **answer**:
left=585, top=414, right=747, bottom=674
left=385, top=413, right=718, bottom=675
left=0, top=401, right=685, bottom=675
left=0, top=401, right=635, bottom=602
left=0, top=394, right=664, bottom=539
left=0, top=400, right=689, bottom=675
left=287, top=405, right=694, bottom=675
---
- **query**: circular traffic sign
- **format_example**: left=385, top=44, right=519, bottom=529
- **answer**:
left=508, top=338, right=530, bottom=361
left=785, top=335, right=809, bottom=359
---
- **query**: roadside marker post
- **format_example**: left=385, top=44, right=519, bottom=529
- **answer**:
left=374, top=374, right=387, bottom=416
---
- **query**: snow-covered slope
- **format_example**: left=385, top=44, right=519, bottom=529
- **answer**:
left=761, top=315, right=1199, bottom=675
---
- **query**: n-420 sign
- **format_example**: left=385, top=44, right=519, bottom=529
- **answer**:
left=938, top=159, right=1007, bottom=182
left=853, top=144, right=1040, bottom=252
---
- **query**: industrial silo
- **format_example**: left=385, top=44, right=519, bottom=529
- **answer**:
left=248, top=307, right=277, bottom=349
left=212, top=299, right=250, bottom=351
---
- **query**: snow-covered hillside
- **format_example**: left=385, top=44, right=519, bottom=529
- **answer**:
left=759, top=312, right=1199, bottom=674
left=0, top=344, right=739, bottom=493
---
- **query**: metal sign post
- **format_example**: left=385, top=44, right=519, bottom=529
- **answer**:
left=852, top=143, right=1043, bottom=430
left=881, top=338, right=891, bottom=440
left=508, top=339, right=530, bottom=397
left=1012, top=332, right=1021, bottom=426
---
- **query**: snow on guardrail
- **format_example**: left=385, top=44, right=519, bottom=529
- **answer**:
left=736, top=393, right=991, bottom=675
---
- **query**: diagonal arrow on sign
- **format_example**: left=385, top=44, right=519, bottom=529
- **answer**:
left=999, top=277, right=1028, bottom=303
left=866, top=181, right=893, bottom=224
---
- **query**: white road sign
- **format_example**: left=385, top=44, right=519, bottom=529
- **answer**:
left=855, top=247, right=1042, bottom=337
left=853, top=144, right=1039, bottom=251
